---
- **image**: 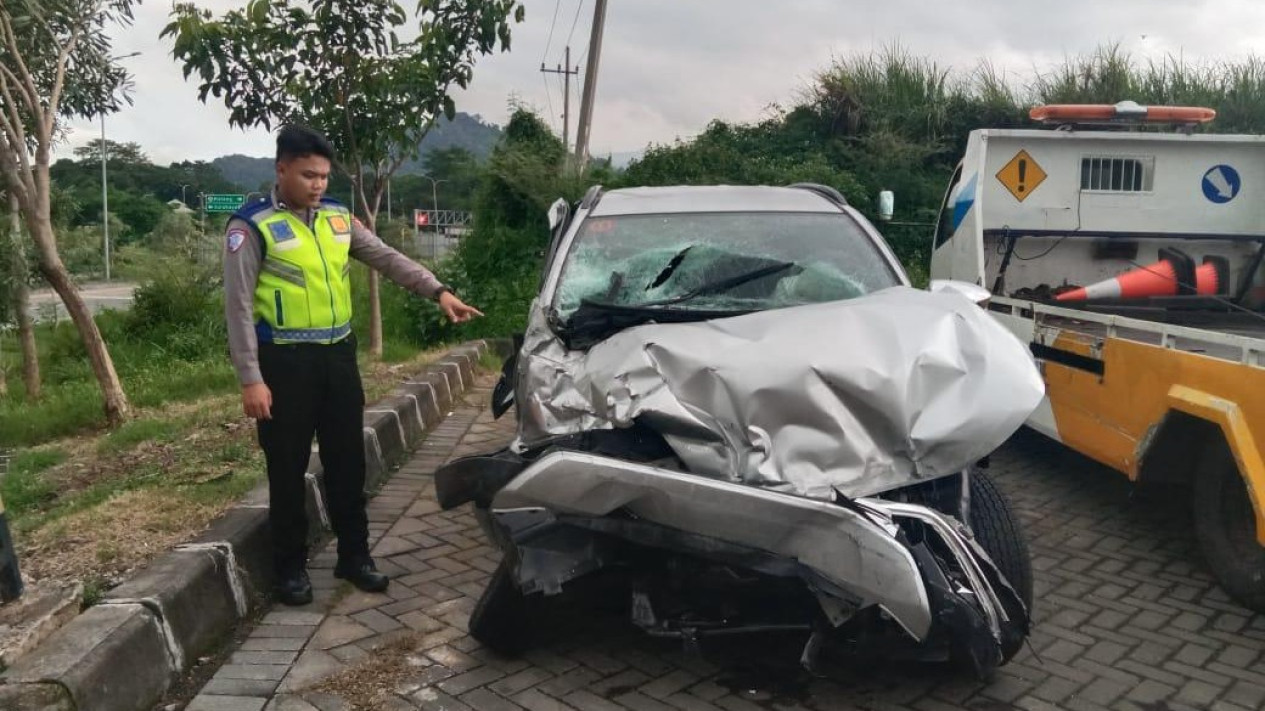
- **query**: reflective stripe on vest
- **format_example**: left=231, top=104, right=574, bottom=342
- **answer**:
left=245, top=203, right=355, bottom=345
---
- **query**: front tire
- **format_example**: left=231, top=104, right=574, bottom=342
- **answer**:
left=967, top=469, right=1034, bottom=617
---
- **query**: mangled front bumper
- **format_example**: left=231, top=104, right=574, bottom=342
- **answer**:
left=472, top=450, right=1028, bottom=674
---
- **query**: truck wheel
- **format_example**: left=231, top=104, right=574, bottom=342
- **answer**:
left=968, top=469, right=1034, bottom=616
left=1193, top=442, right=1265, bottom=612
left=468, top=558, right=538, bottom=655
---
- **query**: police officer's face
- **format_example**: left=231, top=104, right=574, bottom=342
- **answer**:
left=277, top=154, right=331, bottom=209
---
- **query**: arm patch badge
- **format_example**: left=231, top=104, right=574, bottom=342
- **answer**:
left=226, top=228, right=248, bottom=253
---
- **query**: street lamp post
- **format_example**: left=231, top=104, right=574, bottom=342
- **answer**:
left=100, top=51, right=141, bottom=282
left=419, top=174, right=447, bottom=258
left=180, top=183, right=191, bottom=206
left=100, top=112, right=109, bottom=282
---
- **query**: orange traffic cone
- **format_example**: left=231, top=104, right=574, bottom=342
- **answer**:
left=1195, top=258, right=1228, bottom=296
left=1057, top=249, right=1227, bottom=302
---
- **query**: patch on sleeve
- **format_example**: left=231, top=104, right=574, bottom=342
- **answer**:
left=226, top=228, right=248, bottom=253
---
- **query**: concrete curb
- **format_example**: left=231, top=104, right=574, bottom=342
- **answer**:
left=0, top=339, right=508, bottom=710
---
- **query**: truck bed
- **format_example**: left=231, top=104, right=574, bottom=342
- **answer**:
left=989, top=297, right=1265, bottom=367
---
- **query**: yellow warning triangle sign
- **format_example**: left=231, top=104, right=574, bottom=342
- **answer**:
left=996, top=150, right=1047, bottom=202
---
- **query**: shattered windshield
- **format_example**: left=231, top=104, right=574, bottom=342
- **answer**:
left=553, top=211, right=901, bottom=320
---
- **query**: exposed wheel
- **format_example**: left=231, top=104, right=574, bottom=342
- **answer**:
left=468, top=558, right=538, bottom=656
left=896, top=469, right=1032, bottom=668
left=967, top=469, right=1034, bottom=615
left=963, top=468, right=1033, bottom=666
left=1193, top=441, right=1265, bottom=612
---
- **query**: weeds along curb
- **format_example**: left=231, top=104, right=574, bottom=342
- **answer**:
left=0, top=338, right=512, bottom=711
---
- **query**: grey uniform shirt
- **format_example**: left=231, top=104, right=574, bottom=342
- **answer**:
left=224, top=194, right=446, bottom=386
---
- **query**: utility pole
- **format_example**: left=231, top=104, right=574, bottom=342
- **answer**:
left=574, top=0, right=608, bottom=171
left=540, top=46, right=579, bottom=151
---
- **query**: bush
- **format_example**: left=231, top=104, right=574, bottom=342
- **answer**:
left=123, top=269, right=225, bottom=357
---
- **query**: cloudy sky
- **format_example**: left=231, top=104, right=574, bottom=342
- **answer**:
left=56, top=0, right=1265, bottom=165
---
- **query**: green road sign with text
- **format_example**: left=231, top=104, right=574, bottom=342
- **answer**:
left=204, top=194, right=245, bottom=213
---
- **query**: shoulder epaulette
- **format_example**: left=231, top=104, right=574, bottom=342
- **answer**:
left=232, top=197, right=274, bottom=223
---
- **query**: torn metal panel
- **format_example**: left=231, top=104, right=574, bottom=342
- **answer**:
left=492, top=450, right=932, bottom=639
left=491, top=450, right=1030, bottom=656
left=514, top=286, right=1045, bottom=499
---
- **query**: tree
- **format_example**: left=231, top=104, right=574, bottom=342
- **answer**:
left=164, top=0, right=525, bottom=357
left=0, top=0, right=135, bottom=424
left=4, top=193, right=40, bottom=400
left=72, top=138, right=146, bottom=164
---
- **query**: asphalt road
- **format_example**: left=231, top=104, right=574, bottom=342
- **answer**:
left=24, top=282, right=137, bottom=323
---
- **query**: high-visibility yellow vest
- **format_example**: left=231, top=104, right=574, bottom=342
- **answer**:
left=236, top=198, right=355, bottom=344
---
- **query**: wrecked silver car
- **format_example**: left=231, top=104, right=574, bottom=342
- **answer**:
left=436, top=184, right=1045, bottom=678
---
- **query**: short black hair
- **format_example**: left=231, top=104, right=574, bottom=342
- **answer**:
left=276, top=124, right=336, bottom=163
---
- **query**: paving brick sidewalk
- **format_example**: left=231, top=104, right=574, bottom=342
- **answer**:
left=187, top=380, right=1265, bottom=711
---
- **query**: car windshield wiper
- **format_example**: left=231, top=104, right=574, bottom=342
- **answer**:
left=638, top=260, right=799, bottom=307
left=560, top=300, right=754, bottom=350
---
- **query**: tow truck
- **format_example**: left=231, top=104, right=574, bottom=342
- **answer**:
left=929, top=101, right=1265, bottom=610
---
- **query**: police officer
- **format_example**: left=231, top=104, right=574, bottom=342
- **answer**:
left=224, top=124, right=482, bottom=606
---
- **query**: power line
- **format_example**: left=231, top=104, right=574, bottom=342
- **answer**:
left=541, top=73, right=558, bottom=134
left=542, top=0, right=561, bottom=65
left=566, top=0, right=585, bottom=48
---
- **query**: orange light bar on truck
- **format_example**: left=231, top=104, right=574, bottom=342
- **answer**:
left=1030, top=102, right=1216, bottom=124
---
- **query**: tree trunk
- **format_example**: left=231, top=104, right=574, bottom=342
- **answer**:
left=28, top=216, right=128, bottom=425
left=8, top=194, right=38, bottom=399
left=14, top=277, right=38, bottom=400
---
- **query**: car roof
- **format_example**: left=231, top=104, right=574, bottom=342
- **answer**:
left=588, top=185, right=843, bottom=217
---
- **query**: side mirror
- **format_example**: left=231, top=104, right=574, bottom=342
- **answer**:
left=877, top=190, right=894, bottom=222
left=930, top=279, right=991, bottom=304
left=547, top=198, right=568, bottom=232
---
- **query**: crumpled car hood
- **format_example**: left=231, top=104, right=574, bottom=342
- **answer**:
left=515, top=286, right=1045, bottom=499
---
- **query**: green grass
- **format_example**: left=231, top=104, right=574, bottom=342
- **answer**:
left=2, top=448, right=67, bottom=514
left=478, top=350, right=504, bottom=373
left=0, top=359, right=239, bottom=449
left=81, top=578, right=106, bottom=609
left=97, top=417, right=184, bottom=455
left=3, top=398, right=257, bottom=531
left=17, top=464, right=162, bottom=531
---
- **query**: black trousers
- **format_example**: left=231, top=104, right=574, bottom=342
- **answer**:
left=257, top=335, right=369, bottom=574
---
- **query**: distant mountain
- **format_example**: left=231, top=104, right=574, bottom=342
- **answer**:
left=400, top=111, right=503, bottom=169
left=211, top=112, right=504, bottom=192
left=212, top=154, right=276, bottom=194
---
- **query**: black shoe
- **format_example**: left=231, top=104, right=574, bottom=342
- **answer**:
left=276, top=568, right=313, bottom=606
left=334, top=557, right=390, bottom=593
